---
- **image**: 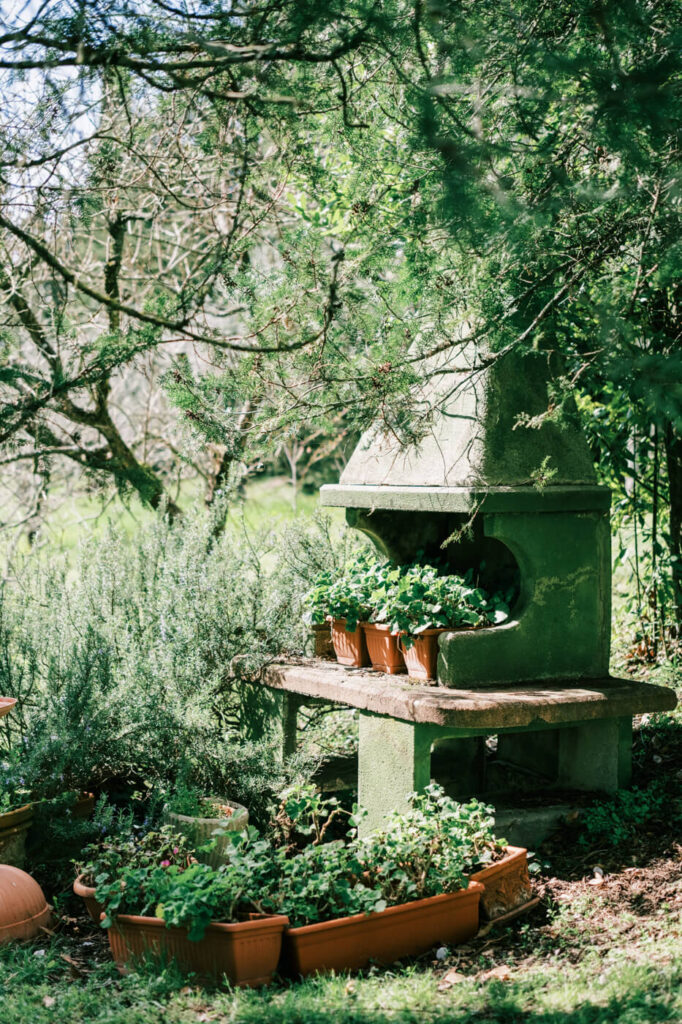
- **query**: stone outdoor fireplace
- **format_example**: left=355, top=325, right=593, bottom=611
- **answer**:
left=320, top=345, right=611, bottom=688
left=261, top=345, right=677, bottom=838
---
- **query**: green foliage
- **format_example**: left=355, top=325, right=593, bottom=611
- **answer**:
left=372, top=564, right=507, bottom=640
left=80, top=824, right=193, bottom=889
left=305, top=557, right=511, bottom=641
left=96, top=827, right=279, bottom=940
left=578, top=782, right=679, bottom=849
left=355, top=785, right=505, bottom=907
left=0, top=507, right=321, bottom=798
left=303, top=551, right=380, bottom=632
left=92, top=782, right=506, bottom=936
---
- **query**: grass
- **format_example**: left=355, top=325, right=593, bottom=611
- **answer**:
left=0, top=902, right=680, bottom=1024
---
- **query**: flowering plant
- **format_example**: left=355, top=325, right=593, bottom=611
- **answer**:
left=77, top=824, right=193, bottom=888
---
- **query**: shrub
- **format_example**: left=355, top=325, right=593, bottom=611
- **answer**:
left=0, top=507, right=334, bottom=801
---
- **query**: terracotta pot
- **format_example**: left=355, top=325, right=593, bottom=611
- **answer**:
left=0, top=697, right=17, bottom=719
left=330, top=619, right=370, bottom=668
left=311, top=623, right=336, bottom=660
left=106, top=912, right=289, bottom=986
left=163, top=799, right=249, bottom=869
left=362, top=624, right=405, bottom=675
left=0, top=865, right=52, bottom=944
left=281, top=881, right=483, bottom=977
left=470, top=846, right=533, bottom=920
left=399, top=629, right=451, bottom=682
left=73, top=874, right=105, bottom=924
left=0, top=804, right=33, bottom=870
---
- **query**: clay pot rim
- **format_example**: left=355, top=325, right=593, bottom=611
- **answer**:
left=360, top=622, right=400, bottom=635
left=470, top=846, right=527, bottom=884
left=74, top=873, right=97, bottom=899
left=166, top=798, right=248, bottom=827
left=286, top=882, right=484, bottom=936
left=0, top=802, right=33, bottom=822
left=0, top=697, right=17, bottom=719
left=108, top=912, right=289, bottom=935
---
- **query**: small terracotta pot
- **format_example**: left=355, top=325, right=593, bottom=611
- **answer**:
left=106, top=912, right=289, bottom=986
left=0, top=865, right=52, bottom=944
left=361, top=623, right=405, bottom=675
left=399, top=629, right=451, bottom=682
left=330, top=619, right=370, bottom=668
left=310, top=623, right=336, bottom=661
left=281, top=882, right=483, bottom=977
left=163, top=799, right=249, bottom=869
left=73, top=874, right=105, bottom=924
left=470, top=846, right=533, bottom=921
left=0, top=804, right=33, bottom=870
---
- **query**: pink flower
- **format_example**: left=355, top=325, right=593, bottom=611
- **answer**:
left=173, top=847, right=179, bottom=854
left=160, top=859, right=171, bottom=867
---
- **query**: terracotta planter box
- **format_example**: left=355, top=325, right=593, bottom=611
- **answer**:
left=73, top=874, right=105, bottom=924
left=362, top=624, right=405, bottom=675
left=330, top=618, right=370, bottom=668
left=399, top=629, right=451, bottom=682
left=164, top=799, right=249, bottom=869
left=311, top=623, right=336, bottom=660
left=281, top=881, right=483, bottom=977
left=107, top=912, right=289, bottom=986
left=0, top=804, right=33, bottom=869
left=470, top=846, right=533, bottom=920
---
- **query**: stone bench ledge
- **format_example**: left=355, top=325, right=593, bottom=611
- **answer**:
left=262, top=660, right=677, bottom=731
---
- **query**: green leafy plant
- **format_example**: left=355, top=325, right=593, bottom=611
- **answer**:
left=270, top=784, right=506, bottom=928
left=0, top=750, right=31, bottom=813
left=304, top=552, right=381, bottom=632
left=79, top=824, right=193, bottom=888
left=578, top=782, right=678, bottom=849
left=355, top=785, right=506, bottom=905
left=373, top=565, right=503, bottom=642
left=96, top=827, right=280, bottom=940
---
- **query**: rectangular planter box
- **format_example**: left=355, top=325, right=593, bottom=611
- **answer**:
left=470, top=846, right=532, bottom=920
left=107, top=913, right=289, bottom=986
left=281, top=881, right=483, bottom=977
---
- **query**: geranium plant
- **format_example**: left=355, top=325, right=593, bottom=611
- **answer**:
left=304, top=552, right=382, bottom=632
left=78, top=824, right=193, bottom=889
left=374, top=564, right=508, bottom=643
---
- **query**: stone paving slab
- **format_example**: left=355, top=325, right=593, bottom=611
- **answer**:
left=262, top=660, right=677, bottom=731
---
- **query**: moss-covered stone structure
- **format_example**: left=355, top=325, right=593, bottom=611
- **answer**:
left=321, top=345, right=611, bottom=687
left=260, top=346, right=678, bottom=834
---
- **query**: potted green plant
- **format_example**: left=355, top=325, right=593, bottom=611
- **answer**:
left=162, top=781, right=249, bottom=869
left=360, top=562, right=406, bottom=674
left=377, top=566, right=508, bottom=681
left=272, top=784, right=495, bottom=977
left=0, top=756, right=32, bottom=868
left=95, top=830, right=287, bottom=987
left=304, top=555, right=377, bottom=668
left=74, top=822, right=190, bottom=923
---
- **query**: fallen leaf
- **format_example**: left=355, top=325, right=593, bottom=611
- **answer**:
left=438, top=968, right=467, bottom=991
left=480, top=964, right=512, bottom=982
